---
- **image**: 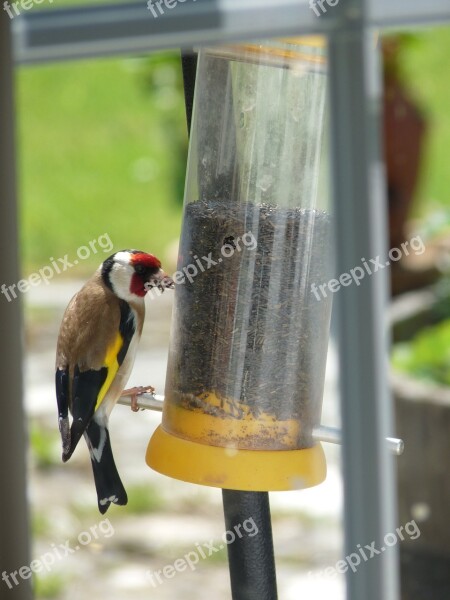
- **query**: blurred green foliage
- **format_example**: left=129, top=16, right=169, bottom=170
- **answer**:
left=34, top=573, right=67, bottom=599
left=17, top=52, right=186, bottom=274
left=125, top=482, right=165, bottom=514
left=392, top=318, right=450, bottom=386
left=397, top=27, right=450, bottom=220
left=392, top=278, right=450, bottom=386
left=30, top=422, right=60, bottom=469
left=32, top=512, right=53, bottom=538
left=15, top=27, right=450, bottom=276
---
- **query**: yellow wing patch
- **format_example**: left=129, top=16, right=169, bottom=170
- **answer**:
left=95, top=333, right=123, bottom=410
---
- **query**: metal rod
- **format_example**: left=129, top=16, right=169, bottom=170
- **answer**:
left=222, top=490, right=278, bottom=600
left=312, top=426, right=404, bottom=456
left=118, top=395, right=404, bottom=455
left=0, top=12, right=32, bottom=600
left=118, top=393, right=164, bottom=411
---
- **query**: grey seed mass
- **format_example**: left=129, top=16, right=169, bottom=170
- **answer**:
left=167, top=199, right=333, bottom=449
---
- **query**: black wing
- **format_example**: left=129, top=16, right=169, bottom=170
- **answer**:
left=62, top=366, right=108, bottom=462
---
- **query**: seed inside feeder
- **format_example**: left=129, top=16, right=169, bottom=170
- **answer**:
left=164, top=199, right=333, bottom=450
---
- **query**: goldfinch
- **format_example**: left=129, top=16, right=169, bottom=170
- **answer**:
left=55, top=250, right=173, bottom=514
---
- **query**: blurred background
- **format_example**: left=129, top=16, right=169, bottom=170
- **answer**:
left=14, top=18, right=450, bottom=600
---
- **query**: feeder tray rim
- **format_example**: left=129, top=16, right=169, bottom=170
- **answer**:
left=147, top=425, right=327, bottom=492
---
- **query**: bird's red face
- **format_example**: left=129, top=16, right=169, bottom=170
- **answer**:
left=102, top=250, right=174, bottom=302
left=129, top=252, right=174, bottom=297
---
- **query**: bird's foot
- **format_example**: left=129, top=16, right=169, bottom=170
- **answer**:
left=122, top=385, right=155, bottom=412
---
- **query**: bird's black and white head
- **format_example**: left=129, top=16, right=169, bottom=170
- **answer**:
left=101, top=250, right=174, bottom=302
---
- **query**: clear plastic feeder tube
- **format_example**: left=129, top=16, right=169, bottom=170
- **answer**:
left=164, top=39, right=332, bottom=452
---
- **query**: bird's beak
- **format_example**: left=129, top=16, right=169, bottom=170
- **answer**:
left=147, top=269, right=174, bottom=292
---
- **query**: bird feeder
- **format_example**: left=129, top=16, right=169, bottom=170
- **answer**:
left=147, top=38, right=333, bottom=491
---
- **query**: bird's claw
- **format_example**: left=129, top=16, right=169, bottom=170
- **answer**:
left=122, top=385, right=155, bottom=412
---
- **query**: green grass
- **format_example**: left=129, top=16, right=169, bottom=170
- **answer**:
left=17, top=53, right=186, bottom=275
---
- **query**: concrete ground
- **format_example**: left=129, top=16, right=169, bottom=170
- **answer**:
left=24, top=280, right=344, bottom=600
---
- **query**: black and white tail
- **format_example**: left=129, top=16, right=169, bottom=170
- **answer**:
left=84, top=419, right=128, bottom=514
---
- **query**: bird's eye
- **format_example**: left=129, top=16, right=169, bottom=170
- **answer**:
left=135, top=264, right=146, bottom=275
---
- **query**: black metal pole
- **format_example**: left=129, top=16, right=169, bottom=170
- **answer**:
left=222, top=490, right=278, bottom=600
left=180, top=49, right=278, bottom=600
left=0, top=11, right=32, bottom=600
left=180, top=51, right=198, bottom=137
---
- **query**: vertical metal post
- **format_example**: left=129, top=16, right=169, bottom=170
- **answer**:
left=327, top=2, right=400, bottom=600
left=0, top=12, right=32, bottom=600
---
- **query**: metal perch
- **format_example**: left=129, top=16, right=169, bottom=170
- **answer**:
left=118, top=393, right=404, bottom=456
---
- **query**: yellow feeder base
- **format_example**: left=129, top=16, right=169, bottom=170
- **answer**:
left=146, top=426, right=327, bottom=492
